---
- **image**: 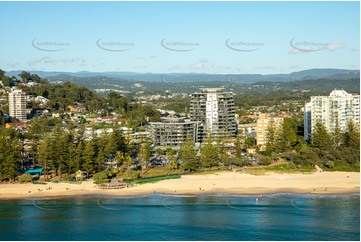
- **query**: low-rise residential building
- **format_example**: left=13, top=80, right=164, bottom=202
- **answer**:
left=97, top=116, right=116, bottom=123
left=84, top=114, right=99, bottom=123
left=149, top=117, right=202, bottom=148
left=5, top=121, right=30, bottom=129
left=157, top=109, right=176, bottom=116
left=35, top=96, right=49, bottom=104
left=130, top=131, right=150, bottom=143
left=30, top=108, right=52, bottom=117
left=247, top=147, right=257, bottom=155
left=26, top=81, right=40, bottom=87
left=116, top=117, right=128, bottom=125
left=67, top=104, right=86, bottom=113
left=238, top=123, right=257, bottom=138
left=83, top=127, right=114, bottom=140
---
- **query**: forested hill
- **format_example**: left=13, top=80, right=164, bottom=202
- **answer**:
left=6, top=68, right=360, bottom=84
left=44, top=76, right=359, bottom=95
left=4, top=68, right=359, bottom=96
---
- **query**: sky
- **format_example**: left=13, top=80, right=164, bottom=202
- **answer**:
left=0, top=1, right=359, bottom=74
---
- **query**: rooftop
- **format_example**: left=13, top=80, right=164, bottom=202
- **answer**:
left=198, top=87, right=226, bottom=93
left=329, top=89, right=353, bottom=97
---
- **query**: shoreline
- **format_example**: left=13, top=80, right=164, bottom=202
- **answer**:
left=0, top=171, right=359, bottom=199
left=2, top=188, right=358, bottom=200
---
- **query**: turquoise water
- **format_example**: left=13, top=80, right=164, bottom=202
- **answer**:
left=0, top=193, right=359, bottom=241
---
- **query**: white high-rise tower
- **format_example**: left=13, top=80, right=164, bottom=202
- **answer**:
left=304, top=89, right=360, bottom=140
left=8, top=89, right=26, bottom=121
left=190, top=88, right=236, bottom=140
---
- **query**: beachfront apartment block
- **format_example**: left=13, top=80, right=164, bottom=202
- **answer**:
left=190, top=88, right=236, bottom=139
left=8, top=89, right=26, bottom=121
left=304, top=89, right=360, bottom=141
left=256, top=113, right=284, bottom=150
left=149, top=117, right=202, bottom=148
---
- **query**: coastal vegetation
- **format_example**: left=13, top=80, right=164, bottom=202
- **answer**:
left=18, top=173, right=33, bottom=183
left=0, top=69, right=359, bottom=182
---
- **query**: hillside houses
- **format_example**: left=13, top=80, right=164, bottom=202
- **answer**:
left=67, top=104, right=86, bottom=113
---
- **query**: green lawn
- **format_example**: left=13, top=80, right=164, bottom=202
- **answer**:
left=116, top=161, right=358, bottom=181
left=322, top=164, right=360, bottom=172
left=128, top=174, right=181, bottom=184
left=244, top=163, right=316, bottom=175
left=141, top=166, right=183, bottom=177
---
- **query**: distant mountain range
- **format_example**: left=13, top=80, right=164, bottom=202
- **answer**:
left=6, top=68, right=360, bottom=84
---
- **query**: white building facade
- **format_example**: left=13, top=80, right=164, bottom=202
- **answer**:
left=9, top=89, right=27, bottom=121
left=304, top=90, right=360, bottom=140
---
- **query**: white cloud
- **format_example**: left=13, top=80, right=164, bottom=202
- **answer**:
left=326, top=43, right=345, bottom=51
left=254, top=65, right=274, bottom=70
left=235, top=67, right=242, bottom=72
left=27, top=56, right=52, bottom=66
left=7, top=62, right=20, bottom=69
left=288, top=65, right=300, bottom=69
left=190, top=63, right=204, bottom=70
left=167, top=65, right=185, bottom=71
left=288, top=48, right=311, bottom=55
left=134, top=56, right=157, bottom=60
left=289, top=42, right=345, bottom=54
left=187, top=59, right=211, bottom=71
left=132, top=66, right=147, bottom=69
left=198, top=58, right=209, bottom=63
left=27, top=56, right=87, bottom=66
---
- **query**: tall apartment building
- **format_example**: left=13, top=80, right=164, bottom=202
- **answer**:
left=256, top=113, right=283, bottom=149
left=149, top=117, right=202, bottom=148
left=304, top=90, right=360, bottom=140
left=190, top=88, right=236, bottom=139
left=8, top=89, right=26, bottom=121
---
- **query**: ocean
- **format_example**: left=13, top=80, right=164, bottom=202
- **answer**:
left=0, top=193, right=359, bottom=241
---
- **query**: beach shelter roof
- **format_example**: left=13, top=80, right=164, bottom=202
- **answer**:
left=25, top=168, right=43, bottom=174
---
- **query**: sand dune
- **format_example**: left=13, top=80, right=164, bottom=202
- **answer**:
left=0, top=171, right=359, bottom=199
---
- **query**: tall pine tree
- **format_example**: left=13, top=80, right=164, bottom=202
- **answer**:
left=178, top=135, right=198, bottom=172
left=312, top=122, right=332, bottom=150
left=200, top=136, right=219, bottom=169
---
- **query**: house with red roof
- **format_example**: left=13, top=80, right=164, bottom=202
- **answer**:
left=97, top=116, right=116, bottom=124
left=5, top=122, right=30, bottom=129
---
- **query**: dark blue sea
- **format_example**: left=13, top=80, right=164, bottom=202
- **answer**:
left=0, top=193, right=359, bottom=241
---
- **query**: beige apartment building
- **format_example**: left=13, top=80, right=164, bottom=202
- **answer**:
left=256, top=113, right=283, bottom=150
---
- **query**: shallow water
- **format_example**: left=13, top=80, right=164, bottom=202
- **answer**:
left=0, top=193, right=359, bottom=241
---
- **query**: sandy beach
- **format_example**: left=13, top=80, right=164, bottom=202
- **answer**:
left=0, top=171, right=359, bottom=199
